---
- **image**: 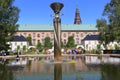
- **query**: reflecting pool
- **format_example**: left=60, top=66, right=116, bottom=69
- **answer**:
left=0, top=56, right=120, bottom=80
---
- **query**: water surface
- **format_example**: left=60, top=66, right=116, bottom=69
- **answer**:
left=0, top=56, right=120, bottom=80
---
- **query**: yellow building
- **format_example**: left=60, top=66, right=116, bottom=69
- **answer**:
left=16, top=7, right=98, bottom=46
left=17, top=24, right=98, bottom=45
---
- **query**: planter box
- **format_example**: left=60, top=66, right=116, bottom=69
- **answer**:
left=103, top=50, right=120, bottom=54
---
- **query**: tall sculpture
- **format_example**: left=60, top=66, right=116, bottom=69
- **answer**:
left=50, top=2, right=64, bottom=61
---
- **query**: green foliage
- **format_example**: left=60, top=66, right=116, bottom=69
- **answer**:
left=26, top=36, right=32, bottom=46
left=43, top=36, right=52, bottom=49
left=61, top=41, right=64, bottom=48
left=103, top=0, right=120, bottom=41
left=0, top=0, right=19, bottom=51
left=61, top=41, right=66, bottom=48
left=96, top=19, right=107, bottom=43
left=96, top=19, right=113, bottom=44
left=26, top=47, right=36, bottom=54
left=91, top=49, right=101, bottom=54
left=103, top=43, right=107, bottom=50
left=97, top=44, right=101, bottom=50
left=9, top=52, right=14, bottom=55
left=97, top=0, right=120, bottom=43
left=96, top=50, right=101, bottom=54
left=22, top=45, right=26, bottom=52
left=114, top=44, right=119, bottom=50
left=17, top=45, right=20, bottom=51
left=29, top=47, right=36, bottom=52
left=96, top=44, right=102, bottom=54
left=91, top=49, right=96, bottom=54
left=85, top=50, right=90, bottom=54
left=66, top=36, right=76, bottom=48
left=86, top=44, right=88, bottom=50
left=36, top=42, right=42, bottom=51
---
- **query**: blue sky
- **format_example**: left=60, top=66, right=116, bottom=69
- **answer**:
left=14, top=0, right=110, bottom=24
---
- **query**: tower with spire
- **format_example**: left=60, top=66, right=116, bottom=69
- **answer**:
left=74, top=6, right=82, bottom=24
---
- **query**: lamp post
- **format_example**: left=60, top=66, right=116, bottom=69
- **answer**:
left=50, top=2, right=64, bottom=61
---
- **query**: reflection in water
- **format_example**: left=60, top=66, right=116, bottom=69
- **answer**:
left=54, top=63, right=62, bottom=80
left=0, top=61, right=15, bottom=80
left=101, top=64, right=120, bottom=80
left=85, top=56, right=120, bottom=64
left=0, top=56, right=120, bottom=80
left=26, top=60, right=32, bottom=72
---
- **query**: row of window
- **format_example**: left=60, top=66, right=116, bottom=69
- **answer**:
left=22, top=32, right=96, bottom=38
left=10, top=42, right=26, bottom=47
left=32, top=38, right=81, bottom=45
left=32, top=39, right=54, bottom=45
left=23, top=32, right=54, bottom=38
left=63, top=33, right=83, bottom=38
left=86, top=41, right=98, bottom=44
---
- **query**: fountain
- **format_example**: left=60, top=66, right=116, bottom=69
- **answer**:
left=50, top=2, right=64, bottom=62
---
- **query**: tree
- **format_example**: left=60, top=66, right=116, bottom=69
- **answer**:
left=66, top=36, right=76, bottom=48
left=36, top=42, right=42, bottom=51
left=44, top=37, right=52, bottom=49
left=103, top=0, right=120, bottom=42
left=96, top=19, right=112, bottom=44
left=26, top=36, right=32, bottom=46
left=61, top=41, right=66, bottom=48
left=97, top=0, right=120, bottom=44
left=22, top=45, right=26, bottom=52
left=97, top=44, right=101, bottom=50
left=0, top=0, right=19, bottom=51
left=114, top=44, right=119, bottom=50
left=17, top=45, right=20, bottom=51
